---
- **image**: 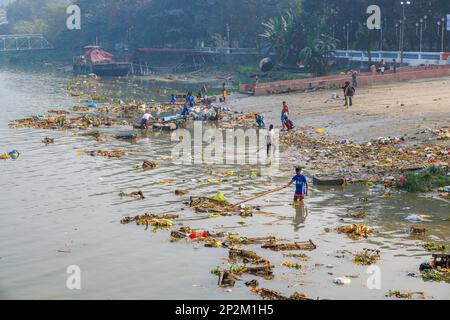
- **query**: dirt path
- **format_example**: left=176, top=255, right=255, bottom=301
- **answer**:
left=231, top=76, right=450, bottom=142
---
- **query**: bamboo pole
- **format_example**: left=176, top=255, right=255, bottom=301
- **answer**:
left=234, top=184, right=289, bottom=207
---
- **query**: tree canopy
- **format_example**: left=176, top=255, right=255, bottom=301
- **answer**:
left=2, top=0, right=450, bottom=61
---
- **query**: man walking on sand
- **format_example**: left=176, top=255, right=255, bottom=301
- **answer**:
left=344, top=81, right=355, bottom=107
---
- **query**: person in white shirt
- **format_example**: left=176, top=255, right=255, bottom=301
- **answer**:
left=266, top=124, right=275, bottom=157
left=140, top=112, right=153, bottom=129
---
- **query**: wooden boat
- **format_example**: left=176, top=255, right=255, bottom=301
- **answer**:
left=313, top=176, right=345, bottom=186
left=73, top=46, right=130, bottom=77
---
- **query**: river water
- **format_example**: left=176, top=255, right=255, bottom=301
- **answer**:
left=0, top=68, right=449, bottom=300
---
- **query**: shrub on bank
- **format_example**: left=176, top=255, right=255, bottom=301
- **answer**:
left=397, top=166, right=450, bottom=193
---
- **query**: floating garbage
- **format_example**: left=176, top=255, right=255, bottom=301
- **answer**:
left=143, top=160, right=159, bottom=170
left=333, top=277, right=351, bottom=285
left=261, top=240, right=317, bottom=252
left=337, top=224, right=372, bottom=239
left=190, top=196, right=241, bottom=214
left=226, top=236, right=276, bottom=246
left=229, top=248, right=270, bottom=266
left=214, top=263, right=274, bottom=288
left=410, top=227, right=427, bottom=236
left=405, top=215, right=426, bottom=222
left=386, top=290, right=425, bottom=299
left=119, top=191, right=145, bottom=200
left=245, top=280, right=259, bottom=288
left=281, top=261, right=302, bottom=269
left=283, top=253, right=309, bottom=261
left=175, top=189, right=189, bottom=196
left=121, top=214, right=177, bottom=227
left=84, top=150, right=126, bottom=158
left=160, top=180, right=177, bottom=185
left=42, top=137, right=54, bottom=145
left=423, top=243, right=447, bottom=252
left=1, top=150, right=20, bottom=160
left=250, top=288, right=312, bottom=300
left=353, top=249, right=380, bottom=265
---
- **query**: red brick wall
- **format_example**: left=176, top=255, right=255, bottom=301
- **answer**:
left=240, top=65, right=450, bottom=96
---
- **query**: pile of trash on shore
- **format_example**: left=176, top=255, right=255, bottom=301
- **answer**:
left=280, top=128, right=449, bottom=183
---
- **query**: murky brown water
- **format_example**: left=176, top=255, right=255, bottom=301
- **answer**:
left=0, top=68, right=449, bottom=300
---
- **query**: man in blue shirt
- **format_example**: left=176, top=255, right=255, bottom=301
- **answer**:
left=288, top=167, right=308, bottom=203
left=181, top=102, right=190, bottom=116
left=186, top=92, right=195, bottom=108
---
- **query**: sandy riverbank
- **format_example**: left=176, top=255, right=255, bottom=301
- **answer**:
left=232, top=76, right=450, bottom=142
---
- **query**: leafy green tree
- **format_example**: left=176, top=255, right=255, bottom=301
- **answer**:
left=299, top=34, right=339, bottom=76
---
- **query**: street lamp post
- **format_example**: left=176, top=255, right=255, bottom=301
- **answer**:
left=343, top=24, right=349, bottom=51
left=400, top=1, right=411, bottom=64
left=346, top=23, right=350, bottom=51
left=380, top=18, right=386, bottom=51
left=419, top=18, right=423, bottom=52
left=437, top=18, right=446, bottom=52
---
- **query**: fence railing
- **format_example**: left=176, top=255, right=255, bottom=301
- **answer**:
left=0, top=34, right=53, bottom=52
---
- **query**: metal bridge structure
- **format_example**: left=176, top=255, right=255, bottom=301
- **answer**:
left=0, top=34, right=53, bottom=52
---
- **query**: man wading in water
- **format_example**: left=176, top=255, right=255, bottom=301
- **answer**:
left=287, top=167, right=309, bottom=204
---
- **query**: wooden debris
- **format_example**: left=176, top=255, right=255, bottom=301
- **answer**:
left=87, top=150, right=126, bottom=158
left=229, top=248, right=270, bottom=265
left=42, top=137, right=54, bottom=145
left=245, top=280, right=259, bottom=288
left=175, top=189, right=189, bottom=196
left=250, top=288, right=312, bottom=301
left=129, top=191, right=145, bottom=199
left=410, top=227, right=427, bottom=236
left=218, top=270, right=239, bottom=288
left=226, top=236, right=276, bottom=246
left=262, top=240, right=316, bottom=252
left=387, top=290, right=425, bottom=299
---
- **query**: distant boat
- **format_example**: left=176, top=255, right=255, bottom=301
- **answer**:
left=73, top=46, right=130, bottom=77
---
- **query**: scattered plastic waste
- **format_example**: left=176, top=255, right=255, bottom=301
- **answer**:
left=84, top=150, right=125, bottom=158
left=386, top=290, right=425, bottom=299
left=405, top=215, right=426, bottom=222
left=337, top=224, right=372, bottom=239
left=333, top=277, right=351, bottom=285
left=281, top=261, right=302, bottom=269
left=1, top=150, right=20, bottom=160
left=250, top=288, right=312, bottom=300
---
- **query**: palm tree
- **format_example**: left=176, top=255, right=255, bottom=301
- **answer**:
left=299, top=34, right=339, bottom=76
left=260, top=8, right=302, bottom=63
